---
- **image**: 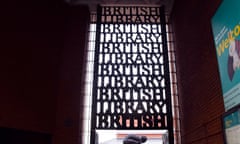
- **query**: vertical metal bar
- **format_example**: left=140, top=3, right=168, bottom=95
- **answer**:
left=90, top=5, right=102, bottom=144
left=160, top=6, right=174, bottom=144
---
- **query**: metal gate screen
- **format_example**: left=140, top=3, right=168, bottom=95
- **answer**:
left=91, top=6, right=173, bottom=141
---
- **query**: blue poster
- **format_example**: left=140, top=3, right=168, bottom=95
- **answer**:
left=211, top=0, right=240, bottom=111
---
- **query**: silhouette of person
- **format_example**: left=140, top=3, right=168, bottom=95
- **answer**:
left=123, top=135, right=147, bottom=144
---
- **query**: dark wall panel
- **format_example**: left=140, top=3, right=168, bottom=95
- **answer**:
left=170, top=0, right=225, bottom=143
left=0, top=127, right=52, bottom=144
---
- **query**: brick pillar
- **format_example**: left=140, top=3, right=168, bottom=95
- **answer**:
left=53, top=4, right=90, bottom=144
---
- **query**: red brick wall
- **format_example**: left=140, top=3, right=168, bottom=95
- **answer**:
left=1, top=1, right=90, bottom=144
left=53, top=5, right=90, bottom=144
left=170, top=0, right=225, bottom=143
left=1, top=0, right=63, bottom=133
